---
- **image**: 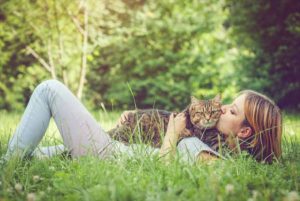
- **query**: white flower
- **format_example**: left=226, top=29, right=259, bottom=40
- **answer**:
left=284, top=191, right=299, bottom=201
left=252, top=190, right=259, bottom=199
left=6, top=187, right=13, bottom=193
left=49, top=166, right=55, bottom=171
left=33, top=175, right=40, bottom=182
left=225, top=184, right=234, bottom=194
left=27, top=193, right=36, bottom=201
left=14, top=183, right=23, bottom=193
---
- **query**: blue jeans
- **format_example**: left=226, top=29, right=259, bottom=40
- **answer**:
left=5, top=80, right=114, bottom=159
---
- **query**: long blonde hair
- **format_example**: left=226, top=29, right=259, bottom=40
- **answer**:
left=239, top=90, right=282, bottom=163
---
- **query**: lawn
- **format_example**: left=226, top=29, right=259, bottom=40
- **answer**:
left=0, top=111, right=299, bottom=201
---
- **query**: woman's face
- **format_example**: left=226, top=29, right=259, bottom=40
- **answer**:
left=216, top=94, right=246, bottom=137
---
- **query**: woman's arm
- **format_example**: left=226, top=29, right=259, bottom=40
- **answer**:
left=159, top=113, right=186, bottom=160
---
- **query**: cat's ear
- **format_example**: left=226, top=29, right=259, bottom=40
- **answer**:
left=190, top=96, right=198, bottom=104
left=213, top=94, right=222, bottom=102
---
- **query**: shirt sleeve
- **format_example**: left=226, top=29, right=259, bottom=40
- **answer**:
left=177, top=137, right=226, bottom=163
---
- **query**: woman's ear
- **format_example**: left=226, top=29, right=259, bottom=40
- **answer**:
left=237, top=127, right=252, bottom=138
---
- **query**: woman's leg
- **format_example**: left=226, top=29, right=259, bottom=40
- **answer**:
left=5, top=80, right=113, bottom=159
left=32, top=144, right=66, bottom=159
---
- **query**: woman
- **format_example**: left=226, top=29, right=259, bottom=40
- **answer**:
left=3, top=80, right=282, bottom=163
left=160, top=90, right=282, bottom=163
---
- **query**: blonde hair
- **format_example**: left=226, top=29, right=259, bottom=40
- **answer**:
left=238, top=90, right=282, bottom=163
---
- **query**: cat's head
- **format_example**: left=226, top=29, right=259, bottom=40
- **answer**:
left=188, top=94, right=222, bottom=129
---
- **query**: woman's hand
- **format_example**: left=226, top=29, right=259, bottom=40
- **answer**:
left=116, top=110, right=135, bottom=126
left=166, top=112, right=187, bottom=137
left=159, top=112, right=187, bottom=160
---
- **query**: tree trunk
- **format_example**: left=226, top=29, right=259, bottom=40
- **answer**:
left=76, top=1, right=88, bottom=100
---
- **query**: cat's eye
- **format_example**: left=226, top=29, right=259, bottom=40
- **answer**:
left=230, top=109, right=235, bottom=115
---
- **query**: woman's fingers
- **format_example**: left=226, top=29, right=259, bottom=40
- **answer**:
left=175, top=112, right=186, bottom=120
left=177, top=112, right=185, bottom=116
left=170, top=112, right=186, bottom=133
left=121, top=113, right=128, bottom=122
left=117, top=111, right=131, bottom=126
left=169, top=113, right=175, bottom=119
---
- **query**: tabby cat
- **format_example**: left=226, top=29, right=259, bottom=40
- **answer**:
left=107, top=95, right=224, bottom=151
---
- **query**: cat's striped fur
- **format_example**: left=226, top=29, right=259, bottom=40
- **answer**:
left=107, top=95, right=225, bottom=151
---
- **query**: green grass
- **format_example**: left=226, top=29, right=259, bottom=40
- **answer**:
left=0, top=111, right=299, bottom=201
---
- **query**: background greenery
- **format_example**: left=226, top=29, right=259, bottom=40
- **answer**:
left=0, top=0, right=299, bottom=111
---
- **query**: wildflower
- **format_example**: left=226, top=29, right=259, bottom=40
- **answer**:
left=6, top=187, right=13, bottom=193
left=225, top=184, right=234, bottom=194
left=27, top=193, right=36, bottom=201
left=33, top=175, right=40, bottom=182
left=14, top=183, right=23, bottom=193
left=252, top=190, right=259, bottom=200
left=284, top=191, right=299, bottom=201
left=47, top=186, right=52, bottom=191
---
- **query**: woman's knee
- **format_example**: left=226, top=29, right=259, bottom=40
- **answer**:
left=35, top=79, right=65, bottom=94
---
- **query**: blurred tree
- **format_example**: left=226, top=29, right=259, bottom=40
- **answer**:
left=87, top=0, right=237, bottom=110
left=5, top=0, right=287, bottom=111
left=0, top=0, right=42, bottom=110
left=0, top=0, right=131, bottom=110
left=226, top=0, right=300, bottom=110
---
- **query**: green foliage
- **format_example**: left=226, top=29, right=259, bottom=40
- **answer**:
left=225, top=0, right=300, bottom=110
left=0, top=0, right=132, bottom=110
left=0, top=0, right=298, bottom=110
left=88, top=0, right=237, bottom=110
left=0, top=1, right=44, bottom=110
